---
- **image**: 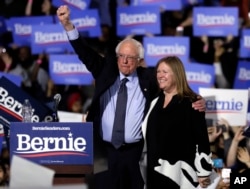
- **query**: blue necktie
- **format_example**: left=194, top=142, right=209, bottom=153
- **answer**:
left=111, top=78, right=128, bottom=149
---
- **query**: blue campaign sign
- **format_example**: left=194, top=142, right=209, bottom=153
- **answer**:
left=233, top=61, right=250, bottom=89
left=239, top=29, right=250, bottom=58
left=55, top=9, right=101, bottom=37
left=49, top=54, right=94, bottom=85
left=31, top=24, right=74, bottom=54
left=130, top=0, right=182, bottom=10
left=193, top=7, right=239, bottom=37
left=0, top=16, right=7, bottom=34
left=143, top=36, right=189, bottom=66
left=10, top=122, right=93, bottom=165
left=52, top=0, right=90, bottom=10
left=0, top=77, right=54, bottom=123
left=6, top=16, right=54, bottom=46
left=184, top=62, right=215, bottom=93
left=0, top=73, right=22, bottom=87
left=117, top=6, right=161, bottom=37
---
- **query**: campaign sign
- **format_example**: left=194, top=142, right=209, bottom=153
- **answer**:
left=55, top=9, right=101, bottom=37
left=233, top=61, right=250, bottom=89
left=0, top=16, right=7, bottom=34
left=10, top=122, right=93, bottom=165
left=199, top=88, right=248, bottom=126
left=0, top=73, right=22, bottom=87
left=143, top=36, right=189, bottom=66
left=117, top=6, right=161, bottom=37
left=239, top=29, right=250, bottom=58
left=184, top=62, right=215, bottom=93
left=52, top=0, right=90, bottom=10
left=193, top=7, right=239, bottom=37
left=49, top=54, right=93, bottom=85
left=31, top=24, right=74, bottom=54
left=0, top=77, right=54, bottom=122
left=6, top=16, right=54, bottom=46
left=130, top=0, right=182, bottom=10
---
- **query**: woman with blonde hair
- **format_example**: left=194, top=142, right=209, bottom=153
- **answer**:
left=140, top=56, right=213, bottom=189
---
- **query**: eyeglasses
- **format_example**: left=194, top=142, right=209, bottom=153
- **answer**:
left=117, top=53, right=140, bottom=62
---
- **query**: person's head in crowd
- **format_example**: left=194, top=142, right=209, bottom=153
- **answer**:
left=67, top=92, right=83, bottom=113
left=0, top=46, right=17, bottom=72
left=17, top=46, right=34, bottom=69
left=99, top=24, right=112, bottom=42
left=155, top=56, right=197, bottom=100
left=115, top=38, right=144, bottom=76
left=41, top=0, right=57, bottom=15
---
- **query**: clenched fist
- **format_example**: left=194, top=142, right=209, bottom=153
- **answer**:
left=57, top=5, right=74, bottom=31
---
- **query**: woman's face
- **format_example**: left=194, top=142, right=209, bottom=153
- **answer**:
left=42, top=0, right=52, bottom=13
left=156, top=62, right=176, bottom=93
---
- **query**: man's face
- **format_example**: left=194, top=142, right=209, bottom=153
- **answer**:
left=117, top=41, right=140, bottom=76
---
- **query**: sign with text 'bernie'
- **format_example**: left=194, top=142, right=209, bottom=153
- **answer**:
left=116, top=6, right=161, bottom=37
left=199, top=88, right=248, bottom=126
left=10, top=122, right=93, bottom=165
left=49, top=54, right=93, bottom=85
left=184, top=62, right=215, bottom=93
left=193, top=7, right=239, bottom=37
left=52, top=0, right=90, bottom=10
left=7, top=16, right=54, bottom=46
left=0, top=77, right=54, bottom=123
left=131, top=0, right=182, bottom=10
left=143, top=36, right=189, bottom=67
left=239, top=29, right=250, bottom=58
left=55, top=9, right=101, bottom=37
left=233, top=61, right=250, bottom=89
left=31, top=24, right=74, bottom=54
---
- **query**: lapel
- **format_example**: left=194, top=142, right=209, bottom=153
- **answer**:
left=141, top=97, right=159, bottom=140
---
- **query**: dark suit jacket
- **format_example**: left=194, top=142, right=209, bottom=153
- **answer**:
left=69, top=36, right=159, bottom=172
left=70, top=36, right=159, bottom=133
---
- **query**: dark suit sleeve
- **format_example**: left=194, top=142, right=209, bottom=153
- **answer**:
left=69, top=36, right=105, bottom=78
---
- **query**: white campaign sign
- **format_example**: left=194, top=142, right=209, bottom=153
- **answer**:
left=199, top=88, right=249, bottom=126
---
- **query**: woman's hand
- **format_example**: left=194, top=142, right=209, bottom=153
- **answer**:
left=237, top=147, right=250, bottom=168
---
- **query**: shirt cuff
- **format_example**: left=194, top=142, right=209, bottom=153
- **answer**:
left=66, top=27, right=79, bottom=40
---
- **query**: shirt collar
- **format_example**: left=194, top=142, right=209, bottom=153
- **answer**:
left=119, top=71, right=137, bottom=83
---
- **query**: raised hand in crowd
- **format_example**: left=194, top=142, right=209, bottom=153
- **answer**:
left=207, top=124, right=222, bottom=143
left=237, top=147, right=250, bottom=168
left=217, top=118, right=231, bottom=140
left=226, top=126, right=246, bottom=167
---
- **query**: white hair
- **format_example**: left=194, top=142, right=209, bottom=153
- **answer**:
left=115, top=38, right=144, bottom=59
